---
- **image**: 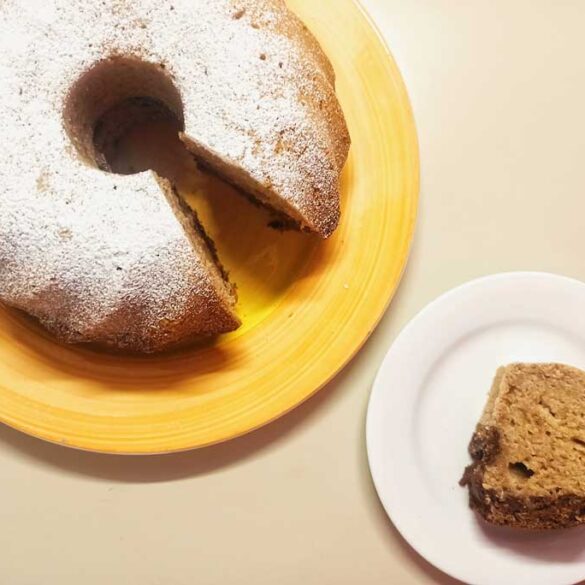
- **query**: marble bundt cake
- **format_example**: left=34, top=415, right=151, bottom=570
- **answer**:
left=0, top=0, right=350, bottom=352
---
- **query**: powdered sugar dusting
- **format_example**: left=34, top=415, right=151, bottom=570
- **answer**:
left=0, top=0, right=349, bottom=352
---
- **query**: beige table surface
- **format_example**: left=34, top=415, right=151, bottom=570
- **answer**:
left=2, top=1, right=585, bottom=584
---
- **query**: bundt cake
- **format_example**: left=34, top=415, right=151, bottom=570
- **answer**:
left=0, top=0, right=350, bottom=353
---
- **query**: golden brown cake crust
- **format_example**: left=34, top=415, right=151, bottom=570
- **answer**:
left=461, top=364, right=585, bottom=529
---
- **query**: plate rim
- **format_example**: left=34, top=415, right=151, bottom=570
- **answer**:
left=366, top=271, right=585, bottom=585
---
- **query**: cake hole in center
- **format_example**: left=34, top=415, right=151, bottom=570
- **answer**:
left=63, top=56, right=186, bottom=178
left=95, top=97, right=184, bottom=176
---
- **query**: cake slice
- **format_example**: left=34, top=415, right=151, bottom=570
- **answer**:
left=460, top=363, right=585, bottom=529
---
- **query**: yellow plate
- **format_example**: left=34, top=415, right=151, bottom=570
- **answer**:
left=0, top=0, right=419, bottom=453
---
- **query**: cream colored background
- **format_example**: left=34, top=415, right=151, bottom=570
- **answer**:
left=2, top=1, right=585, bottom=584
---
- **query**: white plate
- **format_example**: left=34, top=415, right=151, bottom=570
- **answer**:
left=367, top=272, right=585, bottom=585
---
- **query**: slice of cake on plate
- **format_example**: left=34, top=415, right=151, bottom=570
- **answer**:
left=461, top=363, right=585, bottom=529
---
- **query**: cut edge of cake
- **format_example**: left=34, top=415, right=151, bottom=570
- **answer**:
left=157, top=176, right=241, bottom=333
left=180, top=133, right=341, bottom=239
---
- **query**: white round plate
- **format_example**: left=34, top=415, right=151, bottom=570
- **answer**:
left=367, top=272, right=585, bottom=585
